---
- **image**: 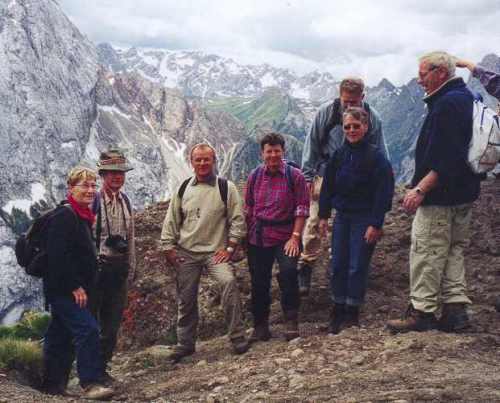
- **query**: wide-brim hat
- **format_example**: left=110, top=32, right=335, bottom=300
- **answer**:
left=97, top=149, right=134, bottom=173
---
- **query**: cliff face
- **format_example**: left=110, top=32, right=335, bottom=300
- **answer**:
left=0, top=0, right=248, bottom=324
left=0, top=0, right=98, bottom=323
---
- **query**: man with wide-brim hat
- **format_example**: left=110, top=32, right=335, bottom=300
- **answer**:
left=90, top=148, right=136, bottom=384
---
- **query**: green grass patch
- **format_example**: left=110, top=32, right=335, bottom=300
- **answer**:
left=206, top=90, right=291, bottom=133
left=0, top=311, right=50, bottom=341
left=0, top=338, right=43, bottom=385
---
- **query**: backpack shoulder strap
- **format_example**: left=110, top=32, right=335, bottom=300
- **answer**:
left=363, top=101, right=373, bottom=134
left=246, top=167, right=263, bottom=207
left=178, top=177, right=192, bottom=200
left=217, top=177, right=229, bottom=217
left=284, top=163, right=294, bottom=193
left=120, top=192, right=132, bottom=214
left=320, top=99, right=342, bottom=159
left=92, top=193, right=103, bottom=250
left=178, top=177, right=192, bottom=225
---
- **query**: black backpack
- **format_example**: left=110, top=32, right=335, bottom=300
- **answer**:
left=14, top=203, right=76, bottom=278
left=177, top=177, right=228, bottom=224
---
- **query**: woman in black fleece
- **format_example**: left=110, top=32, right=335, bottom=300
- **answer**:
left=318, top=107, right=394, bottom=334
left=42, top=167, right=114, bottom=400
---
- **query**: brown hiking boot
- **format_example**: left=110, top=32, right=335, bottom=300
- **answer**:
left=231, top=336, right=250, bottom=355
left=81, top=384, right=115, bottom=401
left=249, top=321, right=272, bottom=343
left=343, top=305, right=360, bottom=329
left=284, top=310, right=300, bottom=341
left=166, top=345, right=195, bottom=363
left=387, top=305, right=437, bottom=334
left=439, top=303, right=470, bottom=332
left=328, top=304, right=345, bottom=334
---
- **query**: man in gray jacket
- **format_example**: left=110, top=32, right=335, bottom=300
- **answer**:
left=299, top=77, right=389, bottom=297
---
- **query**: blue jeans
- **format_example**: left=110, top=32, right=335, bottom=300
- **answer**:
left=248, top=243, right=300, bottom=324
left=330, top=212, right=375, bottom=306
left=43, top=296, right=104, bottom=388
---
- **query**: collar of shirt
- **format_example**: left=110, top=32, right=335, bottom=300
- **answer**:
left=264, top=161, right=286, bottom=177
left=191, top=175, right=217, bottom=186
left=103, top=189, right=122, bottom=205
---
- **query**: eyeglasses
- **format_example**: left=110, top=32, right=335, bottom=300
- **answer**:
left=343, top=123, right=362, bottom=131
left=75, top=183, right=97, bottom=190
left=418, top=65, right=438, bottom=80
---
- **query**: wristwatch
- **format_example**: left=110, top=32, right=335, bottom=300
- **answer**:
left=226, top=246, right=235, bottom=254
left=415, top=187, right=425, bottom=196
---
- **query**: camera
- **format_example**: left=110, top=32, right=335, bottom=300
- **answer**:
left=104, top=234, right=129, bottom=254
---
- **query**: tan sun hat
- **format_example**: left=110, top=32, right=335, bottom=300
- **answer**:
left=97, top=149, right=133, bottom=173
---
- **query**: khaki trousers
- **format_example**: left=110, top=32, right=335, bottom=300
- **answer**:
left=174, top=248, right=245, bottom=349
left=299, top=176, right=323, bottom=268
left=410, top=204, right=472, bottom=313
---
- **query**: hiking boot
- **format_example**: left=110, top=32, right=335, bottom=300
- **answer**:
left=231, top=336, right=250, bottom=355
left=386, top=304, right=437, bottom=334
left=328, top=304, right=345, bottom=334
left=249, top=321, right=272, bottom=343
left=439, top=303, right=470, bottom=332
left=343, top=305, right=360, bottom=329
left=284, top=310, right=300, bottom=341
left=81, top=384, right=115, bottom=401
left=41, top=384, right=77, bottom=397
left=166, top=345, right=195, bottom=363
left=298, top=265, right=312, bottom=296
left=100, top=370, right=116, bottom=386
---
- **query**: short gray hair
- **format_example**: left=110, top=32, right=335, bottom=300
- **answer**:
left=419, top=51, right=456, bottom=78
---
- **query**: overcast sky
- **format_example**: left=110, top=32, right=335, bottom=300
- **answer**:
left=59, top=0, right=500, bottom=86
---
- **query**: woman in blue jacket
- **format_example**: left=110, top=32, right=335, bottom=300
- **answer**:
left=318, top=107, right=394, bottom=334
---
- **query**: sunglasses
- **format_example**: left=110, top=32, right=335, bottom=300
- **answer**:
left=75, top=183, right=98, bottom=190
left=343, top=123, right=362, bottom=130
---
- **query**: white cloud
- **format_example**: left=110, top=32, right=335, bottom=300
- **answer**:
left=59, top=0, right=500, bottom=85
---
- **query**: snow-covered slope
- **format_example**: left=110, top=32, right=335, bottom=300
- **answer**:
left=97, top=44, right=339, bottom=103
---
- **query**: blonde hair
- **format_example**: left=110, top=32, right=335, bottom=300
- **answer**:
left=343, top=107, right=369, bottom=125
left=67, top=166, right=97, bottom=186
left=339, top=77, right=365, bottom=96
left=419, top=51, right=456, bottom=78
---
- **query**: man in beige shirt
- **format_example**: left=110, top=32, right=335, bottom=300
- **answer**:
left=90, top=149, right=136, bottom=383
left=161, top=143, right=248, bottom=362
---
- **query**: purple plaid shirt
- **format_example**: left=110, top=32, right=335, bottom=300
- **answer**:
left=245, top=161, right=309, bottom=247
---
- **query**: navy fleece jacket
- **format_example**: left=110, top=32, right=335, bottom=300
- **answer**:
left=318, top=139, right=394, bottom=228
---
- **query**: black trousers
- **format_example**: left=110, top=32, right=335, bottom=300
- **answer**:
left=248, top=243, right=300, bottom=324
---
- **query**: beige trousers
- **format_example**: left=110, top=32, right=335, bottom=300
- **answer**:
left=410, top=204, right=473, bottom=313
left=174, top=248, right=245, bottom=349
left=299, top=176, right=324, bottom=268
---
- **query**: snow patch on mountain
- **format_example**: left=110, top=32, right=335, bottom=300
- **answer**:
left=2, top=183, right=47, bottom=217
left=98, top=44, right=338, bottom=104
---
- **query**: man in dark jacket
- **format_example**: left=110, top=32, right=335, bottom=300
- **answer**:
left=388, top=51, right=481, bottom=333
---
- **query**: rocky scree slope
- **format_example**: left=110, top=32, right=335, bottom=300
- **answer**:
left=2, top=179, right=500, bottom=401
